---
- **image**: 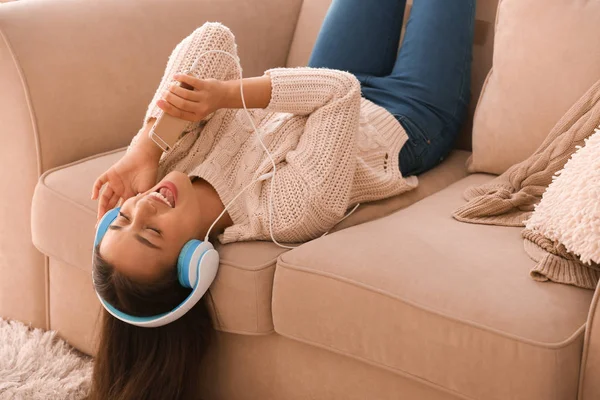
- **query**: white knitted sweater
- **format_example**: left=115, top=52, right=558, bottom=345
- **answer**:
left=131, top=23, right=417, bottom=244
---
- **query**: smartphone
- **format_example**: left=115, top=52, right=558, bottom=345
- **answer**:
left=149, top=79, right=195, bottom=152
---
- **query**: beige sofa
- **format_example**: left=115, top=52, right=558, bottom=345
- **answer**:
left=2, top=0, right=600, bottom=398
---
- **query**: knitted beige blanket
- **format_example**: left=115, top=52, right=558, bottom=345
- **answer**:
left=453, top=78, right=600, bottom=289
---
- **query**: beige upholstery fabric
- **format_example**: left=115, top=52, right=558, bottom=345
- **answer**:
left=49, top=258, right=101, bottom=356
left=0, top=6, right=47, bottom=329
left=469, top=0, right=600, bottom=174
left=285, top=0, right=332, bottom=69
left=198, top=332, right=464, bottom=400
left=273, top=175, right=593, bottom=400
left=580, top=281, right=600, bottom=400
left=32, top=149, right=469, bottom=337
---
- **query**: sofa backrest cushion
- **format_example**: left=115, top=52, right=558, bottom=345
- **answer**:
left=469, top=0, right=600, bottom=174
left=286, top=0, right=501, bottom=151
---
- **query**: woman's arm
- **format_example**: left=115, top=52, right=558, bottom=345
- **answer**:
left=170, top=67, right=359, bottom=118
left=130, top=118, right=163, bottom=161
left=162, top=65, right=361, bottom=120
left=156, top=74, right=273, bottom=120
left=221, top=75, right=273, bottom=109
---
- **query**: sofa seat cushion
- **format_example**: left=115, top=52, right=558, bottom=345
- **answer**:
left=273, top=174, right=594, bottom=400
left=31, top=148, right=469, bottom=335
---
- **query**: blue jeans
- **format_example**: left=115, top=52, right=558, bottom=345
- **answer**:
left=309, top=0, right=475, bottom=176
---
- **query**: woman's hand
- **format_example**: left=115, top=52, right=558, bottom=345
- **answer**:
left=92, top=144, right=160, bottom=221
left=157, top=74, right=228, bottom=122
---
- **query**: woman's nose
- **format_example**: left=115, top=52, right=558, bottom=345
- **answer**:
left=132, top=195, right=157, bottom=221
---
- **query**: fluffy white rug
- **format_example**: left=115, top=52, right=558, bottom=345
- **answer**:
left=0, top=318, right=92, bottom=400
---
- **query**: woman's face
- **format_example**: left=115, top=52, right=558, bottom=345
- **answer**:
left=99, top=171, right=206, bottom=283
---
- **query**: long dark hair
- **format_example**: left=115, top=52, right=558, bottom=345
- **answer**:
left=88, top=245, right=213, bottom=400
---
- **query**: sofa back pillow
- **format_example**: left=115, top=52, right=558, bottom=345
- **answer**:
left=469, top=0, right=600, bottom=175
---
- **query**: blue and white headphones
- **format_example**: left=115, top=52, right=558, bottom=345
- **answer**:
left=92, top=207, right=220, bottom=328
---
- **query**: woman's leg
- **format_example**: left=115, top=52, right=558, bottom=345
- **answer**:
left=364, top=0, right=476, bottom=176
left=308, top=0, right=407, bottom=80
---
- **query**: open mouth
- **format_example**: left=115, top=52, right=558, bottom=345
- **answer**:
left=148, top=181, right=178, bottom=208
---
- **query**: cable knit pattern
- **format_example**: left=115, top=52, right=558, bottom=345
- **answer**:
left=132, top=23, right=414, bottom=244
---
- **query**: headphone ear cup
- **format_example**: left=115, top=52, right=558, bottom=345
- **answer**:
left=177, top=240, right=217, bottom=288
left=177, top=240, right=201, bottom=288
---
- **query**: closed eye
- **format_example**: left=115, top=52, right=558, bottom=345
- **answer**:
left=119, top=212, right=162, bottom=235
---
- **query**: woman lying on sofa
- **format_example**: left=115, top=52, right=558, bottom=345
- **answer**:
left=88, top=1, right=475, bottom=399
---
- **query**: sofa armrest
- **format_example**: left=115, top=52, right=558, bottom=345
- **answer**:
left=579, top=281, right=600, bottom=399
left=0, top=0, right=301, bottom=327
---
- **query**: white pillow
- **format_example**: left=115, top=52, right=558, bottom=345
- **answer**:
left=525, top=125, right=600, bottom=265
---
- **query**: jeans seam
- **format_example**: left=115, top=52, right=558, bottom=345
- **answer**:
left=372, top=0, right=406, bottom=77
left=362, top=75, right=371, bottom=87
left=452, top=0, right=476, bottom=122
left=396, top=115, right=429, bottom=162
left=397, top=115, right=431, bottom=145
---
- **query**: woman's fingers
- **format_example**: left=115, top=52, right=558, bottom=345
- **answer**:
left=157, top=99, right=197, bottom=121
left=97, top=184, right=114, bottom=220
left=121, top=187, right=137, bottom=204
left=92, top=173, right=108, bottom=200
left=106, top=192, right=121, bottom=212
left=173, top=73, right=203, bottom=90
left=168, top=83, right=200, bottom=101
left=162, top=90, right=197, bottom=113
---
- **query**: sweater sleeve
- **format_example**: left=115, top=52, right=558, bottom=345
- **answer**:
left=128, top=23, right=240, bottom=153
left=223, top=68, right=362, bottom=243
left=265, top=67, right=361, bottom=116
